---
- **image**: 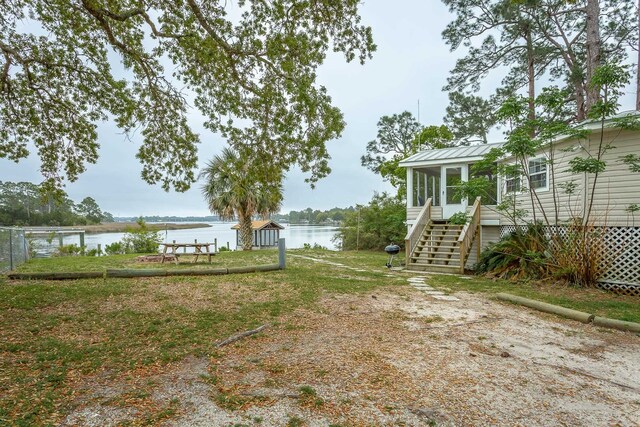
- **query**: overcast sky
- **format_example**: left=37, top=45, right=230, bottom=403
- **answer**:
left=1, top=1, right=637, bottom=217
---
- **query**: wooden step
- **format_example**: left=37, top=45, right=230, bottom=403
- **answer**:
left=406, top=264, right=461, bottom=274
left=420, top=236, right=458, bottom=243
left=412, top=252, right=460, bottom=260
left=416, top=244, right=460, bottom=250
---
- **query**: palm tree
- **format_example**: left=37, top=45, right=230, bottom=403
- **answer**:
left=200, top=148, right=283, bottom=250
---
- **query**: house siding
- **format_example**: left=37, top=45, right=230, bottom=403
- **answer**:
left=586, top=130, right=640, bottom=225
left=500, top=129, right=640, bottom=227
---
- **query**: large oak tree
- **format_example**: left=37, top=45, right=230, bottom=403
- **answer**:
left=0, top=0, right=375, bottom=191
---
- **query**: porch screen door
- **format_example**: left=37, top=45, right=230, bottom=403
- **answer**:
left=441, top=165, right=467, bottom=219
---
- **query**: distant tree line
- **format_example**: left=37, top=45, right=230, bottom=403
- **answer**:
left=272, top=207, right=355, bottom=225
left=0, top=181, right=113, bottom=226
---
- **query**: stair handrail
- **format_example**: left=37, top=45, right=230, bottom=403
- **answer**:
left=404, top=198, right=432, bottom=266
left=457, top=196, right=482, bottom=274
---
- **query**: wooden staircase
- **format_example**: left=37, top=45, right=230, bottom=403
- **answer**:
left=404, top=197, right=482, bottom=274
left=408, top=220, right=465, bottom=273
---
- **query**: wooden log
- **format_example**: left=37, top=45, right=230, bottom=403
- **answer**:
left=254, top=264, right=280, bottom=272
left=227, top=266, right=258, bottom=274
left=592, top=316, right=640, bottom=333
left=106, top=269, right=168, bottom=278
left=496, top=293, right=595, bottom=324
left=8, top=271, right=103, bottom=280
left=165, top=268, right=228, bottom=276
left=215, top=324, right=269, bottom=348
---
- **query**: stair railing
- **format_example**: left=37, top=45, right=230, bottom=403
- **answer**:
left=457, top=196, right=482, bottom=274
left=404, top=198, right=432, bottom=266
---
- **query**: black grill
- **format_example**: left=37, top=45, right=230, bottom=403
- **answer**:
left=385, top=243, right=401, bottom=268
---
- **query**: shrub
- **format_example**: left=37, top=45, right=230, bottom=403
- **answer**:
left=121, top=218, right=162, bottom=254
left=218, top=246, right=231, bottom=252
left=85, top=248, right=101, bottom=257
left=54, top=244, right=84, bottom=257
left=550, top=222, right=614, bottom=287
left=335, top=193, right=405, bottom=251
left=475, top=223, right=550, bottom=281
left=448, top=211, right=469, bottom=225
left=105, top=241, right=126, bottom=255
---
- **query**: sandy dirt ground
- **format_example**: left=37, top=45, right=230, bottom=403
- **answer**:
left=62, top=276, right=640, bottom=427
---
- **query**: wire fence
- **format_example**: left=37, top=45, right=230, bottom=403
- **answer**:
left=0, top=227, right=29, bottom=273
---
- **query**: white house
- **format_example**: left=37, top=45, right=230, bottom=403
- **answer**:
left=399, top=112, right=640, bottom=294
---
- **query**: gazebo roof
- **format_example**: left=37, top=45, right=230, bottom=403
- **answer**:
left=231, top=220, right=285, bottom=231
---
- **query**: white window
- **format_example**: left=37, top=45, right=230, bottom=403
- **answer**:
left=505, top=175, right=521, bottom=193
left=529, top=158, right=548, bottom=190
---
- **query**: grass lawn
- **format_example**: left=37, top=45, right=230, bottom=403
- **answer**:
left=1, top=249, right=638, bottom=425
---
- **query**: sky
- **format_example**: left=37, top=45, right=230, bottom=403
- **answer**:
left=1, top=1, right=637, bottom=217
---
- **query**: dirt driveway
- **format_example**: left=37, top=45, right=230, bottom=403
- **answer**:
left=63, top=272, right=640, bottom=427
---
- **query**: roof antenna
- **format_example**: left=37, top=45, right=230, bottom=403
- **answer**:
left=417, top=99, right=420, bottom=124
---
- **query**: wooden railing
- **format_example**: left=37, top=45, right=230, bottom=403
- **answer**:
left=457, top=197, right=482, bottom=274
left=404, top=198, right=432, bottom=266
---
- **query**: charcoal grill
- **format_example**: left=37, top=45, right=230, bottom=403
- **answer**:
left=385, top=243, right=401, bottom=268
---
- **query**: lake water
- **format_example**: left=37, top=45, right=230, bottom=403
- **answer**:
left=34, top=222, right=340, bottom=254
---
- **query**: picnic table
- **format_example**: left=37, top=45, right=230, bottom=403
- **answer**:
left=161, top=242, right=216, bottom=264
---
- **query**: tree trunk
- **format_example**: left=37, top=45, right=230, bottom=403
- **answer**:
left=585, top=0, right=601, bottom=115
left=637, top=0, right=640, bottom=110
left=239, top=212, right=254, bottom=251
left=526, top=25, right=536, bottom=125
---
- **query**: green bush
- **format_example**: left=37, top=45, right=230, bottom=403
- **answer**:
left=121, top=219, right=162, bottom=254
left=85, top=248, right=101, bottom=257
left=335, top=193, right=405, bottom=251
left=105, top=241, right=125, bottom=255
left=54, top=244, right=84, bottom=257
left=474, top=223, right=550, bottom=280
left=448, top=211, right=469, bottom=225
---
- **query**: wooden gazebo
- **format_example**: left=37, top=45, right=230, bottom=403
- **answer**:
left=231, top=220, right=284, bottom=249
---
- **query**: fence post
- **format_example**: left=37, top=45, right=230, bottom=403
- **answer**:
left=8, top=229, right=13, bottom=271
left=278, top=238, right=286, bottom=270
left=23, top=232, right=29, bottom=260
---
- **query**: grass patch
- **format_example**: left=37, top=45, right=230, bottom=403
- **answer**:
left=0, top=250, right=395, bottom=425
left=1, top=249, right=637, bottom=425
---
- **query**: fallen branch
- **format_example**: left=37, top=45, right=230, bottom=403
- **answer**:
left=215, top=324, right=270, bottom=348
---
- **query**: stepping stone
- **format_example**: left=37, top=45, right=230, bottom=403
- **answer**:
left=407, top=279, right=426, bottom=284
left=431, top=295, right=459, bottom=301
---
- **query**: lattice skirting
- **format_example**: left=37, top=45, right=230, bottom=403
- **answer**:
left=500, top=225, right=640, bottom=296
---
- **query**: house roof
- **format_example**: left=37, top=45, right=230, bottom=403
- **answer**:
left=231, top=220, right=285, bottom=230
left=399, top=110, right=640, bottom=167
left=399, top=142, right=504, bottom=167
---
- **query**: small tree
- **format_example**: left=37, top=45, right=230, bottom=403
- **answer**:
left=335, top=193, right=405, bottom=251
left=362, top=112, right=454, bottom=197
left=201, top=148, right=283, bottom=251
left=460, top=63, right=631, bottom=286
left=121, top=218, right=162, bottom=254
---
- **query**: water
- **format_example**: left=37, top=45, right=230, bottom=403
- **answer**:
left=32, top=222, right=340, bottom=255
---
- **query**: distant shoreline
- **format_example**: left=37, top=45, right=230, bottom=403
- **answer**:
left=62, top=222, right=212, bottom=234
